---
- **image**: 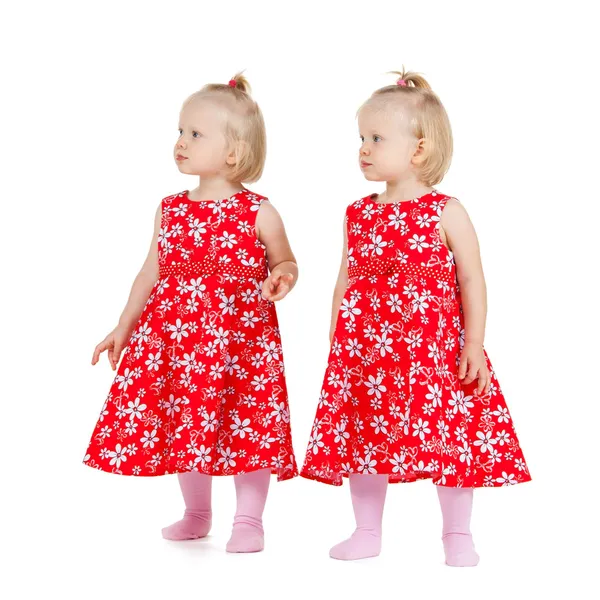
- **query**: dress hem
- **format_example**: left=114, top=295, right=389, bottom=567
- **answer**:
left=83, top=459, right=298, bottom=482
left=299, top=468, right=532, bottom=489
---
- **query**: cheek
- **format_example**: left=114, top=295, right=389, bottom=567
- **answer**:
left=383, top=144, right=411, bottom=168
left=207, top=148, right=225, bottom=165
left=191, top=144, right=214, bottom=161
left=378, top=148, right=397, bottom=168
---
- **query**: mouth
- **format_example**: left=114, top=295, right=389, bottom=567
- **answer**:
left=176, top=155, right=187, bottom=162
left=360, top=161, right=372, bottom=168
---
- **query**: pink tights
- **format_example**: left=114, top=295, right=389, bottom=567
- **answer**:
left=329, top=473, right=388, bottom=560
left=437, top=486, right=479, bottom=566
left=330, top=474, right=479, bottom=566
left=161, top=468, right=270, bottom=553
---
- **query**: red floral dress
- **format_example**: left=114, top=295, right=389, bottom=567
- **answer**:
left=301, top=190, right=531, bottom=488
left=84, top=189, right=297, bottom=480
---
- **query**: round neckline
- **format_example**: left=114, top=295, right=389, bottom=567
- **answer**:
left=184, top=188, right=247, bottom=204
left=369, top=189, right=438, bottom=205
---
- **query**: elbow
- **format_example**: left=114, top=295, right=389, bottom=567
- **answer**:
left=457, top=271, right=485, bottom=290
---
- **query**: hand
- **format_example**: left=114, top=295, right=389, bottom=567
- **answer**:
left=458, top=341, right=491, bottom=396
left=261, top=272, right=294, bottom=302
left=91, top=324, right=133, bottom=371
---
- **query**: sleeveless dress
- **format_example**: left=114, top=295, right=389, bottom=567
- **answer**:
left=83, top=189, right=298, bottom=480
left=301, top=190, right=531, bottom=488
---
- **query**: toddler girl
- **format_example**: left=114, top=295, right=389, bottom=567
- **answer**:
left=84, top=72, right=298, bottom=553
left=301, top=68, right=531, bottom=565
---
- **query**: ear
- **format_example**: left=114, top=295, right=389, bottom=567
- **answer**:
left=411, top=138, right=427, bottom=166
left=226, top=140, right=249, bottom=166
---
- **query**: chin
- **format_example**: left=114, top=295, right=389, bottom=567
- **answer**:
left=362, top=171, right=382, bottom=182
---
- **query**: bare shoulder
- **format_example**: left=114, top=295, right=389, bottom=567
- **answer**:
left=256, top=196, right=277, bottom=214
left=255, top=197, right=284, bottom=238
left=441, top=196, right=471, bottom=225
left=255, top=197, right=280, bottom=221
left=442, top=196, right=464, bottom=212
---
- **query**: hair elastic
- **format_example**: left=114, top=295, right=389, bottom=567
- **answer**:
left=397, top=78, right=407, bottom=87
left=228, top=79, right=237, bottom=87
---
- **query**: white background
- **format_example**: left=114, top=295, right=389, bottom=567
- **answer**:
left=2, top=1, right=599, bottom=598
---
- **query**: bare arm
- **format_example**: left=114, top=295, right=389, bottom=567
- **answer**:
left=116, top=202, right=162, bottom=331
left=255, top=200, right=298, bottom=301
left=329, top=213, right=349, bottom=343
left=92, top=201, right=162, bottom=368
left=440, top=198, right=491, bottom=395
left=440, top=198, right=487, bottom=345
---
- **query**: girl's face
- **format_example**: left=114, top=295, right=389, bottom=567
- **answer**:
left=357, top=103, right=423, bottom=183
left=175, top=99, right=235, bottom=177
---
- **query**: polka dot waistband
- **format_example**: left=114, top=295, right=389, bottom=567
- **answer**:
left=159, top=259, right=267, bottom=280
left=348, top=258, right=454, bottom=283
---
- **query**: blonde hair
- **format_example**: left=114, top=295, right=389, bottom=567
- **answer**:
left=184, top=71, right=266, bottom=183
left=359, top=67, right=453, bottom=186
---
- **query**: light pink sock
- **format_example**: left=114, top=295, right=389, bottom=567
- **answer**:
left=162, top=472, right=212, bottom=541
left=436, top=486, right=480, bottom=567
left=226, top=468, right=270, bottom=553
left=329, top=473, right=388, bottom=560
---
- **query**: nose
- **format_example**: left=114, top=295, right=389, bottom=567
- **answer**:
left=360, top=143, right=370, bottom=156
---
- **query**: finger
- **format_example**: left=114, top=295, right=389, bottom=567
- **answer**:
left=477, top=374, right=486, bottom=396
left=484, top=371, right=492, bottom=395
left=274, top=277, right=285, bottom=291
left=271, top=273, right=282, bottom=289
left=92, top=341, right=106, bottom=364
left=107, top=347, right=115, bottom=370
left=113, top=345, right=122, bottom=366
left=270, top=289, right=288, bottom=302
left=481, top=376, right=490, bottom=396
left=464, top=366, right=479, bottom=385
left=272, top=283, right=291, bottom=301
left=458, top=355, right=468, bottom=379
left=261, top=280, right=271, bottom=299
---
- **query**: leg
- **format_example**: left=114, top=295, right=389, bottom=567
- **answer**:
left=329, top=473, right=388, bottom=560
left=161, top=472, right=212, bottom=540
left=226, top=468, right=271, bottom=553
left=436, top=486, right=479, bottom=567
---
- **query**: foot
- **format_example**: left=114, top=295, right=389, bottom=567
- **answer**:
left=161, top=509, right=212, bottom=541
left=226, top=523, right=264, bottom=553
left=442, top=533, right=480, bottom=567
left=329, top=529, right=382, bottom=560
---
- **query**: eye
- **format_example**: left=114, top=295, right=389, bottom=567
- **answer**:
left=359, top=135, right=364, bottom=142
left=373, top=135, right=381, bottom=142
left=192, top=131, right=202, bottom=138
